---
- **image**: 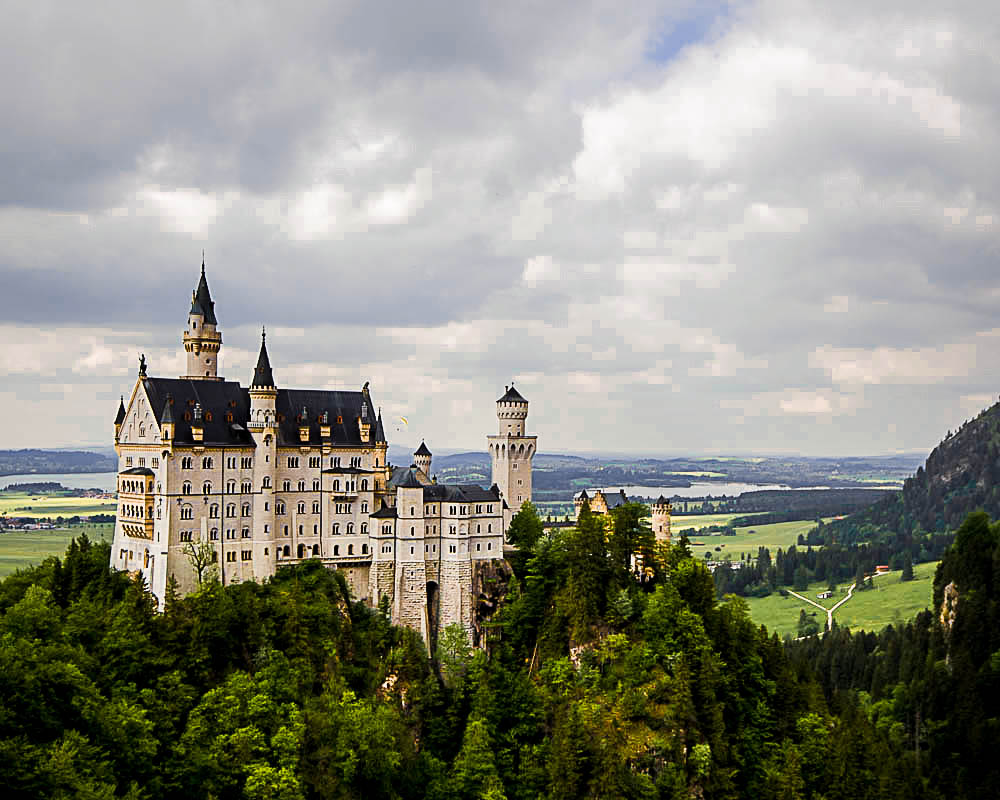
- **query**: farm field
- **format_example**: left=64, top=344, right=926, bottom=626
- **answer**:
left=0, top=492, right=115, bottom=519
left=685, top=518, right=825, bottom=563
left=745, top=560, right=939, bottom=637
left=0, top=523, right=114, bottom=577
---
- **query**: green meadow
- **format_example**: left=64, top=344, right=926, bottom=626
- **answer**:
left=0, top=491, right=115, bottom=519
left=0, top=523, right=114, bottom=577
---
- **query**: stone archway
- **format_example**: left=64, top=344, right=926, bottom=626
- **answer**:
left=426, top=580, right=440, bottom=653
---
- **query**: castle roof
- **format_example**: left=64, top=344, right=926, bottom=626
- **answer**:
left=374, top=409, right=387, bottom=444
left=421, top=483, right=501, bottom=504
left=497, top=384, right=527, bottom=403
left=190, top=259, right=218, bottom=325
left=395, top=468, right=424, bottom=489
left=371, top=501, right=397, bottom=518
left=414, top=441, right=432, bottom=457
left=160, top=394, right=174, bottom=424
left=120, top=466, right=155, bottom=476
left=143, top=377, right=377, bottom=448
left=656, top=495, right=670, bottom=504
left=250, top=328, right=275, bottom=388
left=115, top=396, right=126, bottom=425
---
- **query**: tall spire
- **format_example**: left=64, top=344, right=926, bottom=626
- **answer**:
left=190, top=255, right=217, bottom=325
left=115, top=395, right=126, bottom=425
left=374, top=407, right=387, bottom=443
left=251, top=326, right=275, bottom=388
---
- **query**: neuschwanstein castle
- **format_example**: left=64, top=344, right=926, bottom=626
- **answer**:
left=111, top=262, right=536, bottom=643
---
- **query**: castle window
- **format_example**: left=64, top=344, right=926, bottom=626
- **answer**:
left=241, top=457, right=253, bottom=469
left=449, top=506, right=456, bottom=515
left=361, top=502, right=368, bottom=513
left=334, top=545, right=339, bottom=555
left=283, top=480, right=291, bottom=492
left=361, top=522, right=368, bottom=534
left=313, top=524, right=318, bottom=535
left=309, top=456, right=320, bottom=468
left=512, top=463, right=517, bottom=469
left=487, top=505, right=493, bottom=514
left=312, top=479, right=320, bottom=491
left=332, top=456, right=341, bottom=467
left=487, top=524, right=492, bottom=533
left=262, top=477, right=271, bottom=488
left=264, top=547, right=268, bottom=556
left=287, top=457, right=299, bottom=468
left=264, top=524, right=269, bottom=533
left=212, top=551, right=218, bottom=562
left=241, top=550, right=252, bottom=561
left=410, top=546, right=414, bottom=555
left=226, top=413, right=233, bottom=423
left=449, top=545, right=456, bottom=553
left=138, top=457, right=145, bottom=467
left=312, top=544, right=320, bottom=555
left=298, top=525, right=303, bottom=535
left=202, top=481, right=212, bottom=495
left=139, top=425, right=145, bottom=437
left=347, top=523, right=354, bottom=534
left=125, top=456, right=133, bottom=467
left=361, top=479, right=368, bottom=491
left=476, top=543, right=481, bottom=551
left=332, top=523, right=340, bottom=534
left=312, top=502, right=320, bottom=513
left=241, top=481, right=252, bottom=493
left=297, top=480, right=306, bottom=491
left=283, top=525, right=288, bottom=536
left=180, top=531, right=193, bottom=542
left=242, top=527, right=250, bottom=538
left=210, top=504, right=219, bottom=518
left=227, top=552, right=236, bottom=562
left=182, top=482, right=192, bottom=495
left=362, top=543, right=368, bottom=554
left=227, top=480, right=236, bottom=493
left=382, top=524, right=391, bottom=534
left=333, top=480, right=340, bottom=491
left=202, top=457, right=213, bottom=469
left=487, top=542, right=492, bottom=551
left=227, top=529, right=235, bottom=539
left=152, top=457, right=159, bottom=468
left=477, top=524, right=481, bottom=533
left=210, top=528, right=219, bottom=540
left=348, top=544, right=353, bottom=555
left=336, top=416, right=342, bottom=424
left=181, top=457, right=191, bottom=469
left=241, top=503, right=251, bottom=516
left=410, top=527, right=414, bottom=536
left=227, top=503, right=236, bottom=517
left=297, top=502, right=305, bottom=514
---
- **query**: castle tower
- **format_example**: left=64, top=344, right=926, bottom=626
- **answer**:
left=248, top=328, right=278, bottom=579
left=414, top=441, right=432, bottom=477
left=651, top=495, right=672, bottom=543
left=182, top=256, right=223, bottom=380
left=487, top=384, right=537, bottom=530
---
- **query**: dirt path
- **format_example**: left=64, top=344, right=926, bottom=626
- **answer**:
left=788, top=582, right=856, bottom=631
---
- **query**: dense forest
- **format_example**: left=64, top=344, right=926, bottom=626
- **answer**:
left=787, top=511, right=1000, bottom=798
left=0, top=500, right=969, bottom=799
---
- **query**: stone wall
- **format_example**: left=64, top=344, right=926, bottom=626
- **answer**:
left=438, top=560, right=474, bottom=634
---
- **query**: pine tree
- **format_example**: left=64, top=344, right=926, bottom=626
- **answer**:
left=900, top=551, right=914, bottom=582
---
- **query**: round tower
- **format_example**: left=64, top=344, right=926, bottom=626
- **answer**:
left=182, top=256, right=223, bottom=380
left=651, top=495, right=672, bottom=543
left=414, top=441, right=432, bottom=476
left=487, top=383, right=538, bottom=530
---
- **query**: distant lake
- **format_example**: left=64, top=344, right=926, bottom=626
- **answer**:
left=611, top=482, right=900, bottom=499
left=1, top=472, right=117, bottom=492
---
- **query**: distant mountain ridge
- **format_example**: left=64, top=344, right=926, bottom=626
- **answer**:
left=833, top=399, right=1000, bottom=536
left=0, top=449, right=117, bottom=477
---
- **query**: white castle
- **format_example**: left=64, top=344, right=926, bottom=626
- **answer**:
left=110, top=261, right=536, bottom=643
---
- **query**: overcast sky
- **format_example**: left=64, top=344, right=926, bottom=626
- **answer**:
left=1, top=0, right=998, bottom=457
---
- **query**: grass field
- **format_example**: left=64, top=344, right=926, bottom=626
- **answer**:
left=0, top=523, right=114, bottom=577
left=672, top=513, right=767, bottom=531
left=745, top=560, right=939, bottom=638
left=685, top=518, right=824, bottom=563
left=0, top=492, right=115, bottom=519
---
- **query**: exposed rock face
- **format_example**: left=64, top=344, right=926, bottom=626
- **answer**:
left=940, top=580, right=959, bottom=633
left=472, top=559, right=513, bottom=647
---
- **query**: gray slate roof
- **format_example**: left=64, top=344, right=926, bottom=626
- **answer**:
left=251, top=330, right=275, bottom=388
left=498, top=384, right=527, bottom=403
left=190, top=261, right=218, bottom=325
left=144, top=377, right=377, bottom=448
left=422, top=483, right=501, bottom=504
left=414, top=441, right=432, bottom=457
left=115, top=396, right=126, bottom=425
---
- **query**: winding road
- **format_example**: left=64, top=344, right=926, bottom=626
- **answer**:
left=788, top=582, right=856, bottom=632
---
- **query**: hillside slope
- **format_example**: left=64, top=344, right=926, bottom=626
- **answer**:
left=828, top=398, right=1000, bottom=540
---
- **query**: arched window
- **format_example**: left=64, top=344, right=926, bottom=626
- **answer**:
left=242, top=503, right=251, bottom=516
left=276, top=501, right=285, bottom=515
left=202, top=457, right=213, bottom=469
left=262, top=476, right=271, bottom=488
left=226, top=503, right=236, bottom=518
left=298, top=525, right=303, bottom=535
left=348, top=544, right=354, bottom=555
left=334, top=545, right=340, bottom=555
left=210, top=528, right=219, bottom=540
left=209, top=504, right=219, bottom=518
left=298, top=480, right=306, bottom=492
left=347, top=523, right=354, bottom=534
left=313, top=524, right=318, bottom=535
left=227, top=480, right=236, bottom=493
left=182, top=482, right=192, bottom=495
left=312, top=479, right=320, bottom=491
left=361, top=543, right=368, bottom=554
left=180, top=505, right=193, bottom=520
left=361, top=479, right=368, bottom=491
left=297, top=544, right=306, bottom=558
left=312, top=544, right=320, bottom=555
left=333, top=480, right=340, bottom=491
left=297, top=501, right=305, bottom=514
left=332, top=523, right=340, bottom=534
left=283, top=545, right=290, bottom=557
left=202, top=481, right=211, bottom=495
left=182, top=457, right=192, bottom=469
left=282, top=480, right=291, bottom=492
left=361, top=522, right=368, bottom=534
left=241, top=481, right=252, bottom=493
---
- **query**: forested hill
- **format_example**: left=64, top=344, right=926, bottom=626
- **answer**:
left=826, top=399, right=1000, bottom=540
left=0, top=449, right=116, bottom=477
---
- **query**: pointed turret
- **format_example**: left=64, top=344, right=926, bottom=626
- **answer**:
left=115, top=396, right=126, bottom=425
left=190, top=255, right=218, bottom=324
left=414, top=441, right=432, bottom=476
left=251, top=327, right=275, bottom=388
left=374, top=408, right=387, bottom=443
left=182, top=256, right=223, bottom=380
